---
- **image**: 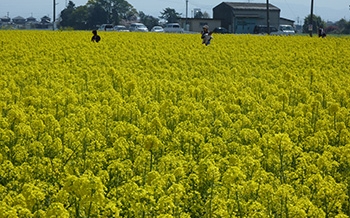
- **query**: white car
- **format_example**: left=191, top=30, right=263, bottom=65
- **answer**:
left=271, top=25, right=295, bottom=35
left=163, top=23, right=184, bottom=33
left=129, top=23, right=148, bottom=32
left=151, top=26, right=164, bottom=32
left=114, top=25, right=129, bottom=32
left=98, top=24, right=114, bottom=31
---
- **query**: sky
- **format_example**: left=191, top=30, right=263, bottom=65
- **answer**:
left=1, top=0, right=349, bottom=23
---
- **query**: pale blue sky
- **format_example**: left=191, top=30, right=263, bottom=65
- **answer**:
left=0, top=0, right=349, bottom=23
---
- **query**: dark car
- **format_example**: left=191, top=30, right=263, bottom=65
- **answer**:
left=212, top=27, right=229, bottom=34
left=253, top=25, right=278, bottom=34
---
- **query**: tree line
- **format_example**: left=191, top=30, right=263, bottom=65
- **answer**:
left=303, top=14, right=350, bottom=34
left=60, top=1, right=350, bottom=35
left=59, top=0, right=182, bottom=30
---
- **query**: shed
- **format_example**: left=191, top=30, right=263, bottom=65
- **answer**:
left=213, top=2, right=280, bottom=33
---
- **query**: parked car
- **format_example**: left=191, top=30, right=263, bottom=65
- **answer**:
left=151, top=26, right=164, bottom=32
left=163, top=23, right=184, bottom=33
left=99, top=24, right=114, bottom=31
left=114, top=25, right=129, bottom=32
left=253, top=25, right=278, bottom=34
left=212, top=27, right=229, bottom=34
left=129, top=23, right=148, bottom=32
left=272, top=25, right=296, bottom=35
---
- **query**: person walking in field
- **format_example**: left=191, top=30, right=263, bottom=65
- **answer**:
left=318, top=26, right=326, bottom=38
left=201, top=25, right=213, bottom=46
left=91, top=30, right=101, bottom=42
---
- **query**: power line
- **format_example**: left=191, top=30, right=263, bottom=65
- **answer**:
left=282, top=0, right=297, bottom=19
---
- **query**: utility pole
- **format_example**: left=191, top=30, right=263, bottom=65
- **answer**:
left=186, top=0, right=188, bottom=31
left=266, top=0, right=270, bottom=34
left=309, top=0, right=314, bottom=37
left=53, top=0, right=56, bottom=30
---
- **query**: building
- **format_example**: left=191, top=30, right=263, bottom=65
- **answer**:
left=26, top=16, right=37, bottom=23
left=179, top=18, right=221, bottom=32
left=41, top=16, right=51, bottom=24
left=279, top=17, right=294, bottom=26
left=0, top=16, right=11, bottom=27
left=1, top=16, right=8, bottom=28
left=25, top=16, right=38, bottom=29
left=0, top=15, right=53, bottom=29
left=213, top=2, right=281, bottom=34
left=0, top=16, right=11, bottom=23
left=12, top=16, right=26, bottom=24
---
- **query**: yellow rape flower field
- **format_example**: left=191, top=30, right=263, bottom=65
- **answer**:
left=1, top=30, right=350, bottom=217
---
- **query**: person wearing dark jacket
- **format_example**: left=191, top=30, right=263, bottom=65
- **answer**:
left=91, top=30, right=101, bottom=42
left=318, top=26, right=326, bottom=38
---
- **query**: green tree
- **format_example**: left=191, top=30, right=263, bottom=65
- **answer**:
left=87, top=0, right=137, bottom=24
left=60, top=0, right=137, bottom=29
left=111, top=0, right=137, bottom=22
left=59, top=3, right=89, bottom=30
left=336, top=18, right=348, bottom=29
left=303, top=14, right=326, bottom=34
left=71, top=6, right=89, bottom=30
left=203, top=11, right=210, bottom=19
left=87, top=3, right=108, bottom=28
left=139, top=11, right=159, bottom=30
left=334, top=18, right=350, bottom=34
left=194, top=11, right=203, bottom=19
left=59, top=1, right=76, bottom=28
left=159, top=8, right=182, bottom=23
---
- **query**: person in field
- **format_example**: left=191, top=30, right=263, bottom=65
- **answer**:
left=318, top=26, right=326, bottom=38
left=91, top=30, right=101, bottom=42
left=201, top=25, right=213, bottom=46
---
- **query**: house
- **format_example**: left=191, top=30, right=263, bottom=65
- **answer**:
left=26, top=16, right=37, bottom=23
left=12, top=16, right=26, bottom=24
left=0, top=16, right=11, bottom=23
left=179, top=18, right=221, bottom=32
left=213, top=2, right=281, bottom=34
left=0, top=15, right=49, bottom=29
left=25, top=16, right=38, bottom=29
left=0, top=16, right=11, bottom=28
left=41, top=16, right=51, bottom=24
left=38, top=16, right=53, bottom=29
